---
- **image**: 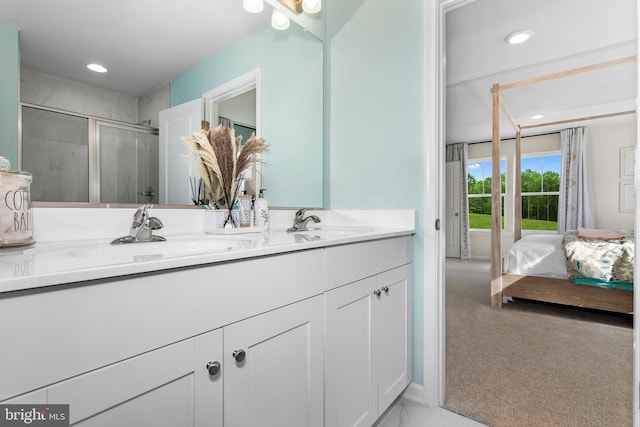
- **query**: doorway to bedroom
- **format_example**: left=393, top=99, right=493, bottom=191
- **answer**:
left=442, top=0, right=637, bottom=425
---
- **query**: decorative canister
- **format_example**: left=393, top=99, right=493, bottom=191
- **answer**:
left=0, top=157, right=34, bottom=247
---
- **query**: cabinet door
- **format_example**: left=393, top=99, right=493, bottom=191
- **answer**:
left=224, top=295, right=324, bottom=427
left=325, top=276, right=377, bottom=427
left=47, top=330, right=223, bottom=427
left=376, top=265, right=411, bottom=413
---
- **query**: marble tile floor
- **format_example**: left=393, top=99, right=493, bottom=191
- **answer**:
left=375, top=398, right=487, bottom=427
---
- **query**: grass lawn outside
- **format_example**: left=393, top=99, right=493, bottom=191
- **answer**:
left=469, top=213, right=557, bottom=231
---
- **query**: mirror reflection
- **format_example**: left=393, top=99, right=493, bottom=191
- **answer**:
left=13, top=0, right=323, bottom=208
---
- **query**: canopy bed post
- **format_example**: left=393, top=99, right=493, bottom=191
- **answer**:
left=491, top=83, right=502, bottom=308
left=514, top=128, right=522, bottom=242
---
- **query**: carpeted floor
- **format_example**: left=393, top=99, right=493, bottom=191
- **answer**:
left=444, top=259, right=633, bottom=427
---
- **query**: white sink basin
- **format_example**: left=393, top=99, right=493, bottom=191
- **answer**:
left=16, top=235, right=255, bottom=271
left=0, top=235, right=257, bottom=281
left=67, top=236, right=254, bottom=262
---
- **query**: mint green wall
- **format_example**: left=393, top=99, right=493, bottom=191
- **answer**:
left=171, top=25, right=323, bottom=208
left=326, top=0, right=425, bottom=384
left=0, top=24, right=19, bottom=167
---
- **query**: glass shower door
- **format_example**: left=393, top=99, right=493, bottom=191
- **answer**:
left=98, top=123, right=159, bottom=204
left=21, top=106, right=90, bottom=203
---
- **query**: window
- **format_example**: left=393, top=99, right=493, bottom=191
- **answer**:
left=467, top=159, right=505, bottom=229
left=521, top=154, right=560, bottom=230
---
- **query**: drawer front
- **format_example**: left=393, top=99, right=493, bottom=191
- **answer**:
left=324, top=236, right=412, bottom=291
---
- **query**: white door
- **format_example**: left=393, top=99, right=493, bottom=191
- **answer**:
left=223, top=295, right=324, bottom=427
left=158, top=99, right=202, bottom=205
left=445, top=161, right=461, bottom=258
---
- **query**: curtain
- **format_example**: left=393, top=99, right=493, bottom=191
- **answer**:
left=446, top=143, right=471, bottom=259
left=557, top=127, right=595, bottom=233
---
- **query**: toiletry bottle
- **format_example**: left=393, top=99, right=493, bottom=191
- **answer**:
left=254, top=188, right=269, bottom=228
left=238, top=191, right=252, bottom=228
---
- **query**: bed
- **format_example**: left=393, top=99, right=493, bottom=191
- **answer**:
left=488, top=55, right=636, bottom=314
left=502, top=230, right=634, bottom=314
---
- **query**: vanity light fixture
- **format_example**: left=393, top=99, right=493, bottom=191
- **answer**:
left=87, top=63, right=107, bottom=73
left=243, top=0, right=264, bottom=13
left=530, top=113, right=544, bottom=120
left=264, top=0, right=322, bottom=30
left=271, top=9, right=290, bottom=30
left=505, top=30, right=533, bottom=45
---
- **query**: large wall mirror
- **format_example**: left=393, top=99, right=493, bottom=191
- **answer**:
left=9, top=0, right=324, bottom=209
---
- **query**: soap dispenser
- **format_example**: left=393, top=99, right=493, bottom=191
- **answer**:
left=254, top=189, right=269, bottom=228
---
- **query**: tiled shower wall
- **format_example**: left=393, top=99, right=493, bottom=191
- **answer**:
left=20, top=67, right=169, bottom=125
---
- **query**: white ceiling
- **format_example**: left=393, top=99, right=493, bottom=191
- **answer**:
left=1, top=0, right=637, bottom=140
left=445, top=0, right=638, bottom=143
left=0, top=0, right=271, bottom=95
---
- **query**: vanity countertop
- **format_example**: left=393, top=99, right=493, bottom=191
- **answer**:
left=0, top=226, right=414, bottom=293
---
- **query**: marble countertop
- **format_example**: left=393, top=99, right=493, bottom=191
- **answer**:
left=0, top=226, right=414, bottom=293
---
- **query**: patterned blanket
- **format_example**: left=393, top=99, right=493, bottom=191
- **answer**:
left=562, top=230, right=634, bottom=284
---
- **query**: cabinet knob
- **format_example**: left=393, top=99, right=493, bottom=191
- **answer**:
left=206, top=361, right=221, bottom=376
left=373, top=289, right=382, bottom=297
left=382, top=286, right=389, bottom=294
left=232, top=349, right=246, bottom=363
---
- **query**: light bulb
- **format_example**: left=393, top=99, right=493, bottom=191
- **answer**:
left=302, top=0, right=321, bottom=14
left=87, top=63, right=107, bottom=73
left=243, top=0, right=263, bottom=14
left=271, top=9, right=290, bottom=30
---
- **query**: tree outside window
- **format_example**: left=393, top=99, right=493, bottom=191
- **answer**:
left=467, top=159, right=505, bottom=229
left=521, top=154, right=560, bottom=230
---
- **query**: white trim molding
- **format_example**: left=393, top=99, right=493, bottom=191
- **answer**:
left=423, top=0, right=445, bottom=407
left=423, top=0, right=478, bottom=409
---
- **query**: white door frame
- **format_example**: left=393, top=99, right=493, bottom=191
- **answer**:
left=425, top=2, right=639, bottom=424
left=202, top=68, right=262, bottom=134
left=202, top=68, right=263, bottom=193
left=424, top=0, right=475, bottom=407
left=422, top=0, right=447, bottom=407
left=634, top=3, right=639, bottom=423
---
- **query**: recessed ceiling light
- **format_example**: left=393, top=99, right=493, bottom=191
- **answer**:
left=530, top=113, right=544, bottom=120
left=505, top=30, right=533, bottom=45
left=87, top=63, right=107, bottom=73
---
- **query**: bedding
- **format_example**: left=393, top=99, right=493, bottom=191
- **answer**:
left=563, top=229, right=634, bottom=289
left=503, top=234, right=568, bottom=279
left=503, top=230, right=634, bottom=291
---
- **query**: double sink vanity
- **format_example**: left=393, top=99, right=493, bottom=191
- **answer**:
left=0, top=208, right=414, bottom=427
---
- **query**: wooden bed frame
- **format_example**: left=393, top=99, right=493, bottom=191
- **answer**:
left=502, top=274, right=633, bottom=314
left=490, top=56, right=636, bottom=314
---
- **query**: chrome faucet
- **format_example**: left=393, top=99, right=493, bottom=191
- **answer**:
left=287, top=208, right=321, bottom=233
left=111, top=204, right=166, bottom=244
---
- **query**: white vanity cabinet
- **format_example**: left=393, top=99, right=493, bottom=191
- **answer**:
left=0, top=230, right=414, bottom=427
left=0, top=249, right=325, bottom=427
left=324, top=237, right=412, bottom=427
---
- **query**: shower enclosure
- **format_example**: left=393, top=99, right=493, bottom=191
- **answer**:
left=21, top=104, right=159, bottom=205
